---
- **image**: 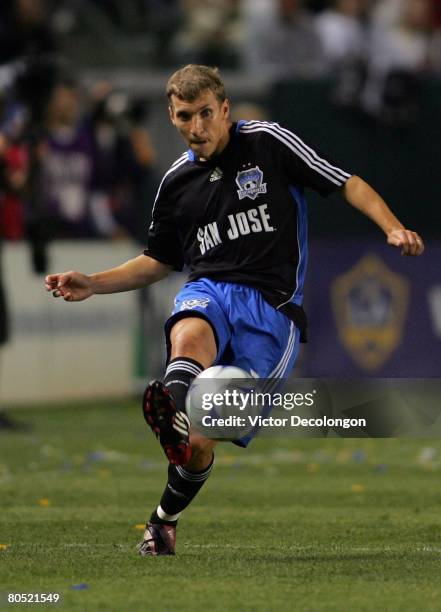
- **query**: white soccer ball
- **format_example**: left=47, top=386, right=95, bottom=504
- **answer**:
left=185, top=365, right=257, bottom=441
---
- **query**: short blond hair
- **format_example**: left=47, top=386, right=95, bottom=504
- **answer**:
left=166, top=65, right=226, bottom=105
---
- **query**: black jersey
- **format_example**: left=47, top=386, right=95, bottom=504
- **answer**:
left=145, top=120, right=352, bottom=338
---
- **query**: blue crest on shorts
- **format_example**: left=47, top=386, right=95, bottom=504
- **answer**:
left=180, top=298, right=210, bottom=311
left=236, top=166, right=267, bottom=200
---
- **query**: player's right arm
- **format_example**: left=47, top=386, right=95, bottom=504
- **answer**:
left=45, top=254, right=172, bottom=302
left=46, top=154, right=188, bottom=302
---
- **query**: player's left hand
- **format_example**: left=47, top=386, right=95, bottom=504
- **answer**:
left=387, top=229, right=425, bottom=256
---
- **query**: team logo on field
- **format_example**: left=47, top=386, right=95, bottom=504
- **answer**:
left=235, top=166, right=267, bottom=200
left=180, top=298, right=210, bottom=311
left=331, top=255, right=409, bottom=371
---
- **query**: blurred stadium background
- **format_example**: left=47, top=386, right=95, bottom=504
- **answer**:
left=1, top=0, right=440, bottom=407
left=0, top=2, right=440, bottom=609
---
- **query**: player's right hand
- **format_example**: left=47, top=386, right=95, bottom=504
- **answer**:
left=386, top=229, right=425, bottom=256
left=44, top=271, right=93, bottom=302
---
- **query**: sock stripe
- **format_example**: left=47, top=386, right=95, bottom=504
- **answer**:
left=176, top=462, right=213, bottom=482
left=165, top=368, right=200, bottom=381
left=156, top=454, right=214, bottom=519
left=166, top=379, right=190, bottom=388
left=175, top=471, right=210, bottom=483
left=168, top=357, right=205, bottom=369
left=165, top=362, right=203, bottom=377
left=163, top=356, right=204, bottom=418
left=166, top=359, right=203, bottom=373
left=175, top=470, right=208, bottom=482
left=165, top=366, right=200, bottom=380
left=157, top=505, right=181, bottom=522
left=167, top=361, right=199, bottom=372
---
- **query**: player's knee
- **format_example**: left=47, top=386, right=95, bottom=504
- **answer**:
left=170, top=317, right=216, bottom=365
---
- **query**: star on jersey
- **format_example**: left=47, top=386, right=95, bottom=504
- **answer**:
left=236, top=166, right=267, bottom=200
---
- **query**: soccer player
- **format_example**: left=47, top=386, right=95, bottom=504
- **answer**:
left=45, top=65, right=424, bottom=556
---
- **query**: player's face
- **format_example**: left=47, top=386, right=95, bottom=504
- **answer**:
left=169, top=90, right=231, bottom=160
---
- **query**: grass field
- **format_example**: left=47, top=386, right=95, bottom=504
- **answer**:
left=1, top=400, right=440, bottom=611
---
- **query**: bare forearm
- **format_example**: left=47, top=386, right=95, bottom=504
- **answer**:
left=90, top=255, right=171, bottom=294
left=342, top=175, right=424, bottom=256
left=46, top=254, right=172, bottom=302
left=343, top=175, right=404, bottom=235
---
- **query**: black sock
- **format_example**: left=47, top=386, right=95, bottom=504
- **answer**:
left=150, top=455, right=214, bottom=525
left=164, top=357, right=204, bottom=413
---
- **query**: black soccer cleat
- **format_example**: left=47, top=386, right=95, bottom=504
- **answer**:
left=142, top=380, right=192, bottom=466
left=137, top=522, right=176, bottom=556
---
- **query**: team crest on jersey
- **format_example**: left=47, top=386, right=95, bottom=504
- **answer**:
left=180, top=298, right=210, bottom=311
left=331, top=255, right=409, bottom=371
left=236, top=166, right=267, bottom=200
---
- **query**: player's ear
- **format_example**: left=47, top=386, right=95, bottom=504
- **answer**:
left=222, top=98, right=230, bottom=119
left=168, top=104, right=176, bottom=126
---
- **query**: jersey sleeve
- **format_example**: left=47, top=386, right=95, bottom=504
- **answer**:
left=143, top=178, right=184, bottom=271
left=267, top=122, right=352, bottom=196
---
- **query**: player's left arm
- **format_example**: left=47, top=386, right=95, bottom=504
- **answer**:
left=342, top=175, right=424, bottom=256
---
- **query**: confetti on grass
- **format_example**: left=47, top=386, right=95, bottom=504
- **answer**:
left=0, top=544, right=9, bottom=550
left=71, top=583, right=89, bottom=591
left=37, top=498, right=51, bottom=507
left=306, top=463, right=319, bottom=473
left=351, top=449, right=366, bottom=463
left=134, top=524, right=145, bottom=530
left=350, top=484, right=365, bottom=493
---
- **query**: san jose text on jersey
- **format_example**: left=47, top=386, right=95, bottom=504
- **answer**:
left=197, top=203, right=275, bottom=255
left=145, top=120, right=352, bottom=337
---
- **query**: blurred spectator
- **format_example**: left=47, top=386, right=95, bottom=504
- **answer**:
left=37, top=78, right=122, bottom=239
left=241, top=0, right=276, bottom=24
left=0, top=136, right=28, bottom=240
left=89, top=85, right=159, bottom=243
left=145, top=0, right=184, bottom=67
left=86, top=0, right=183, bottom=66
left=0, top=57, right=54, bottom=268
left=0, top=63, right=47, bottom=432
left=172, top=0, right=242, bottom=68
left=434, top=0, right=441, bottom=28
left=243, top=0, right=326, bottom=80
left=0, top=0, right=56, bottom=63
left=46, top=1, right=152, bottom=68
left=315, top=0, right=368, bottom=70
left=362, top=0, right=441, bottom=120
left=369, top=0, right=438, bottom=72
left=370, top=0, right=405, bottom=29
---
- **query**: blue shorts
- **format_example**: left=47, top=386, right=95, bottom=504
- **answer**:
left=165, top=278, right=301, bottom=447
left=166, top=276, right=300, bottom=371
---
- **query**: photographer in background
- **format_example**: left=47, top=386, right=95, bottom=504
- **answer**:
left=88, top=84, right=159, bottom=244
left=0, top=59, right=51, bottom=430
left=36, top=75, right=128, bottom=240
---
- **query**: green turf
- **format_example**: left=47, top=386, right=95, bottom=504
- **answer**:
left=0, top=401, right=440, bottom=611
